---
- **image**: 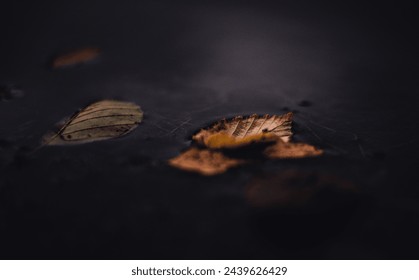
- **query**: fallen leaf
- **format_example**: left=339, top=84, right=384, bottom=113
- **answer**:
left=42, top=100, right=143, bottom=145
left=51, top=47, right=101, bottom=68
left=168, top=147, right=244, bottom=176
left=264, top=140, right=323, bottom=159
left=192, top=113, right=293, bottom=149
left=169, top=112, right=323, bottom=175
left=246, top=170, right=357, bottom=208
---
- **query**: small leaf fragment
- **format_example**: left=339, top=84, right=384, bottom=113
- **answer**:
left=193, top=113, right=293, bottom=149
left=51, top=47, right=101, bottom=68
left=43, top=100, right=143, bottom=145
left=264, top=140, right=323, bottom=159
left=168, top=147, right=244, bottom=176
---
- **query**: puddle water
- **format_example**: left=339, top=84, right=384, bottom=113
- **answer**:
left=1, top=0, right=419, bottom=259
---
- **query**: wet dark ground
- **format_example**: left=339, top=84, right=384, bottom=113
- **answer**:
left=1, top=0, right=419, bottom=259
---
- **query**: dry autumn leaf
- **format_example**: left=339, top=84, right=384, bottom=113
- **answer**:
left=42, top=100, right=143, bottom=145
left=169, top=112, right=323, bottom=175
left=264, top=140, right=323, bottom=159
left=51, top=47, right=101, bottom=68
left=192, top=113, right=293, bottom=149
left=168, top=147, right=244, bottom=176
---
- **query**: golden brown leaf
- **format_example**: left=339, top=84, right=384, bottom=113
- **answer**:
left=51, top=47, right=101, bottom=68
left=264, top=140, right=323, bottom=159
left=42, top=100, right=143, bottom=145
left=169, top=111, right=323, bottom=175
left=192, top=113, right=293, bottom=149
left=168, top=147, right=244, bottom=176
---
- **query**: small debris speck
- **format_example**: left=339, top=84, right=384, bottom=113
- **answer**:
left=298, top=100, right=312, bottom=107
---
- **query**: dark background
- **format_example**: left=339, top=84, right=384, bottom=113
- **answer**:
left=1, top=0, right=418, bottom=259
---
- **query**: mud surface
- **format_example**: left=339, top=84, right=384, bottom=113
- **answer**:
left=1, top=0, right=418, bottom=259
